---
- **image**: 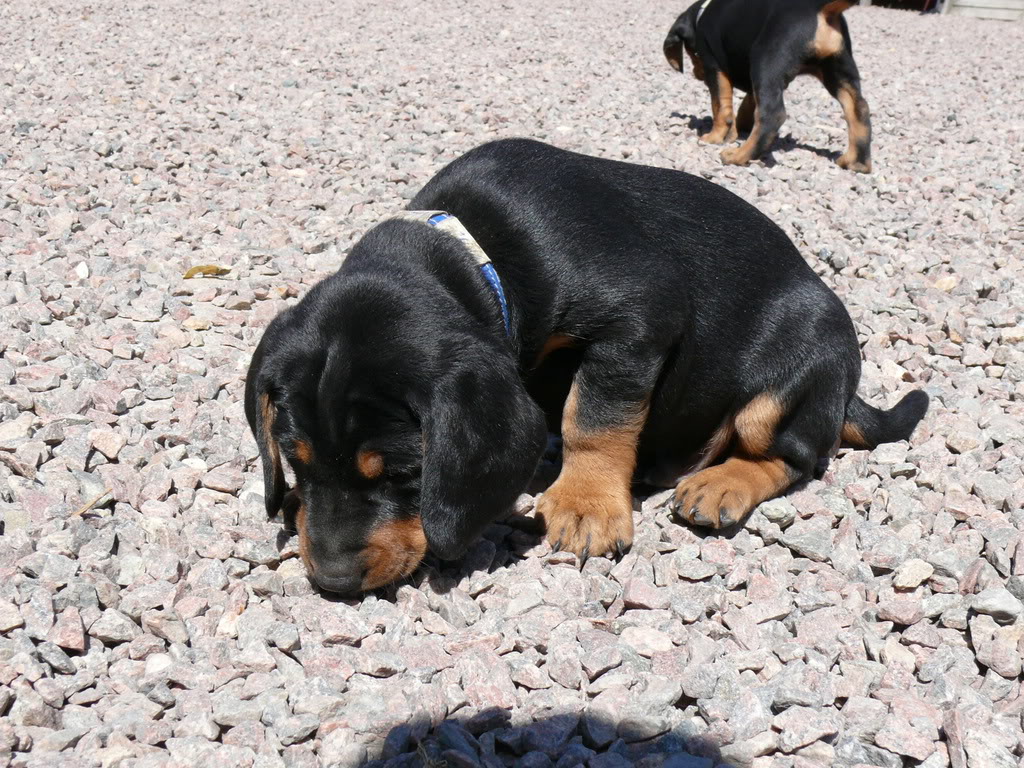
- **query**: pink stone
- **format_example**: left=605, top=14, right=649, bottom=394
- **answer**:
left=47, top=607, right=86, bottom=652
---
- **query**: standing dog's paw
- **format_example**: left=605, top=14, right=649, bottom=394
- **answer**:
left=700, top=126, right=737, bottom=145
left=837, top=153, right=871, bottom=173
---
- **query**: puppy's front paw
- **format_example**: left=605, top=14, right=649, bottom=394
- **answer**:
left=720, top=146, right=752, bottom=166
left=537, top=481, right=633, bottom=561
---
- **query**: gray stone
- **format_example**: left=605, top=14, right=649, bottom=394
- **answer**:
left=874, top=714, right=936, bottom=761
left=88, top=608, right=141, bottom=644
left=773, top=706, right=838, bottom=753
left=971, top=587, right=1022, bottom=624
left=893, top=558, right=934, bottom=589
left=779, top=517, right=833, bottom=562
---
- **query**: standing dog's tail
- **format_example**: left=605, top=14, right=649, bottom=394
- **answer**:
left=841, top=390, right=929, bottom=450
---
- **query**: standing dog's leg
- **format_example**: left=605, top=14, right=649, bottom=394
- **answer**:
left=701, top=71, right=737, bottom=145
left=721, top=38, right=808, bottom=166
left=537, top=343, right=657, bottom=560
left=821, top=56, right=871, bottom=173
left=735, top=92, right=755, bottom=136
left=720, top=76, right=787, bottom=166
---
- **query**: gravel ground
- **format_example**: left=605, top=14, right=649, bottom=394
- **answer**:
left=2, top=0, right=1023, bottom=766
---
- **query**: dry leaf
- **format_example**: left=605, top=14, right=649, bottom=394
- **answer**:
left=184, top=264, right=231, bottom=279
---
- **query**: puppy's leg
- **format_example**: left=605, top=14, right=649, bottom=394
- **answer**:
left=720, top=75, right=788, bottom=166
left=701, top=71, right=737, bottom=145
left=721, top=43, right=805, bottom=166
left=674, top=455, right=795, bottom=528
left=538, top=346, right=654, bottom=559
left=735, top=92, right=755, bottom=136
left=822, top=55, right=871, bottom=173
left=673, top=384, right=839, bottom=528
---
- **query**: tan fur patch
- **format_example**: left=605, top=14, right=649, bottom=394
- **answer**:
left=294, top=500, right=312, bottom=573
left=356, top=449, right=384, bottom=480
left=841, top=421, right=869, bottom=449
left=821, top=0, right=856, bottom=14
left=734, top=393, right=785, bottom=457
left=362, top=517, right=428, bottom=590
left=701, top=72, right=736, bottom=145
left=836, top=85, right=871, bottom=172
left=259, top=393, right=282, bottom=477
left=721, top=99, right=762, bottom=166
left=692, top=419, right=736, bottom=474
left=687, top=48, right=705, bottom=81
left=675, top=456, right=795, bottom=528
left=812, top=12, right=844, bottom=58
left=534, top=333, right=578, bottom=368
left=665, top=46, right=683, bottom=72
left=536, top=384, right=644, bottom=558
left=293, top=440, right=313, bottom=465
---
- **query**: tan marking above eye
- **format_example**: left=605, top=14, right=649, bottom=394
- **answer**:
left=356, top=449, right=384, bottom=480
left=293, top=440, right=314, bottom=464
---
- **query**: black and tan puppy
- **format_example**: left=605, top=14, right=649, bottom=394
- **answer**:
left=245, top=138, right=925, bottom=594
left=664, top=0, right=872, bottom=172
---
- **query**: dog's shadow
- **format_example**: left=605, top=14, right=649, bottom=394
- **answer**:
left=669, top=110, right=841, bottom=164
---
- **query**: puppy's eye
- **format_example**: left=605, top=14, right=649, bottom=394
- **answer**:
left=356, top=449, right=385, bottom=480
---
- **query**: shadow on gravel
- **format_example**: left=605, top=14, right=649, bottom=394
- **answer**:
left=772, top=134, right=841, bottom=163
left=359, top=709, right=739, bottom=768
left=668, top=110, right=841, bottom=165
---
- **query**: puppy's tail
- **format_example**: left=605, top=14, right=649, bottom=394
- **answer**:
left=819, top=0, right=858, bottom=15
left=841, top=390, right=929, bottom=450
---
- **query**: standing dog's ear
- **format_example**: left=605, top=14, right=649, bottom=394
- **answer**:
left=664, top=12, right=696, bottom=73
left=244, top=337, right=286, bottom=518
left=419, top=355, right=546, bottom=560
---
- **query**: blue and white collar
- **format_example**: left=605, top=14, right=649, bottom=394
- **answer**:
left=395, top=210, right=512, bottom=336
left=696, top=0, right=713, bottom=24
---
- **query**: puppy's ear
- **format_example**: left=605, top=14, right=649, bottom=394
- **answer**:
left=663, top=12, right=696, bottom=72
left=420, top=356, right=546, bottom=560
left=244, top=337, right=286, bottom=518
left=664, top=12, right=696, bottom=72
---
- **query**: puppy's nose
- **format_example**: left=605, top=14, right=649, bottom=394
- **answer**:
left=310, top=560, right=364, bottom=595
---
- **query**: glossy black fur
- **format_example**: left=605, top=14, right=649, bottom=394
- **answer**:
left=664, top=0, right=871, bottom=169
left=246, top=138, right=924, bottom=593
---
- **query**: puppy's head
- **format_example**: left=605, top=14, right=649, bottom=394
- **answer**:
left=664, top=6, right=704, bottom=81
left=245, top=222, right=546, bottom=594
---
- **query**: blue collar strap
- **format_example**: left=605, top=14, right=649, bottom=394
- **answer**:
left=395, top=210, right=511, bottom=336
